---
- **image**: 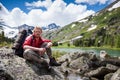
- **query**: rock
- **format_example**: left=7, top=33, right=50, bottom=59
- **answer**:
left=58, top=53, right=71, bottom=63
left=106, top=64, right=119, bottom=71
left=104, top=73, right=113, bottom=80
left=100, top=58, right=120, bottom=66
left=0, top=69, right=14, bottom=80
left=110, top=69, right=120, bottom=80
left=89, top=53, right=98, bottom=61
left=0, top=61, right=14, bottom=80
left=100, top=50, right=111, bottom=60
left=84, top=67, right=115, bottom=79
left=0, top=47, right=65, bottom=80
left=69, top=56, right=89, bottom=70
left=0, top=47, right=120, bottom=80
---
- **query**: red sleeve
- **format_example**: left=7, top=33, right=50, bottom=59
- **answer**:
left=42, top=38, right=51, bottom=42
left=23, top=35, right=32, bottom=47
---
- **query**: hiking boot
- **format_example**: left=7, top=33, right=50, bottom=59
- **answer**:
left=49, top=57, right=61, bottom=66
left=47, top=66, right=52, bottom=72
left=41, top=61, right=52, bottom=71
left=41, top=60, right=49, bottom=67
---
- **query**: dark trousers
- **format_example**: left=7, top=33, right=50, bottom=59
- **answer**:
left=23, top=42, right=52, bottom=63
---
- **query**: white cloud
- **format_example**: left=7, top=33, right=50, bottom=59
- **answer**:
left=1, top=0, right=95, bottom=27
left=3, top=8, right=27, bottom=27
left=76, top=10, right=95, bottom=20
left=25, top=0, right=52, bottom=9
left=0, top=3, right=9, bottom=17
left=75, top=0, right=115, bottom=5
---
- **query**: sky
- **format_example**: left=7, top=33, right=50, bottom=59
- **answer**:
left=0, top=0, right=116, bottom=27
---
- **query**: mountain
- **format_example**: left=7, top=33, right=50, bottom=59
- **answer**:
left=42, top=23, right=61, bottom=40
left=0, top=20, right=34, bottom=38
left=0, top=20, right=59, bottom=38
left=0, top=19, right=18, bottom=38
left=43, top=0, right=120, bottom=48
left=18, top=24, right=34, bottom=31
left=42, top=23, right=60, bottom=30
left=48, top=23, right=60, bottom=30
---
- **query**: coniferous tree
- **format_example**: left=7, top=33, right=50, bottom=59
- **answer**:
left=116, top=35, right=120, bottom=48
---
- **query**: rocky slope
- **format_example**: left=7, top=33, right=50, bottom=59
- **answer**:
left=0, top=47, right=120, bottom=80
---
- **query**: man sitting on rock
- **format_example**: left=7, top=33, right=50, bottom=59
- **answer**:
left=23, top=26, right=61, bottom=69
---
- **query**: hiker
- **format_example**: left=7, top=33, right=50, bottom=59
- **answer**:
left=23, top=26, right=61, bottom=68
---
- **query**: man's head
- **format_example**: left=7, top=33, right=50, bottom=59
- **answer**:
left=33, top=26, right=42, bottom=37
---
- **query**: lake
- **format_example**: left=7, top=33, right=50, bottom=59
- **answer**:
left=52, top=47, right=120, bottom=57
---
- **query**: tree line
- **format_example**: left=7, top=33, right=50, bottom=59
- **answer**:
left=73, top=27, right=120, bottom=48
left=0, top=31, right=14, bottom=46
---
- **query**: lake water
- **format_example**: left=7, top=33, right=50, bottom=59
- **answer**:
left=52, top=47, right=120, bottom=57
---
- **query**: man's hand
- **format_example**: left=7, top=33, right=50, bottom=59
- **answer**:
left=46, top=42, right=52, bottom=48
left=38, top=48, right=46, bottom=55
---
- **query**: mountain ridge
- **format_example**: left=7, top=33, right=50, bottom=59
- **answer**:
left=0, top=20, right=60, bottom=38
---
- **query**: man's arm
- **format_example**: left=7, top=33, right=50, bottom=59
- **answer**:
left=23, top=45, right=39, bottom=51
left=23, top=45, right=46, bottom=54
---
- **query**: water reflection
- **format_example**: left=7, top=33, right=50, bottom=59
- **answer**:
left=66, top=74, right=82, bottom=80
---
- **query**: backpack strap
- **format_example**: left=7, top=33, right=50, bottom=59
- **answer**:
left=30, top=35, right=34, bottom=46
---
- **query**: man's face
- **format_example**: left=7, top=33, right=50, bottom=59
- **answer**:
left=33, top=29, right=42, bottom=37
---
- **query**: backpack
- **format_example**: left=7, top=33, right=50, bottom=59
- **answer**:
left=12, top=29, right=33, bottom=58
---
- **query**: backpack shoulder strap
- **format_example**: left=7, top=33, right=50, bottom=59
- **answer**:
left=30, top=35, right=34, bottom=46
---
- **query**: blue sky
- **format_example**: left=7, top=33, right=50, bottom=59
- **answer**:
left=1, top=0, right=38, bottom=13
left=1, top=0, right=111, bottom=13
left=0, top=0, right=116, bottom=27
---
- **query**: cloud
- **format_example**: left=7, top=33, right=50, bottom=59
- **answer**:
left=76, top=10, right=95, bottom=20
left=1, top=0, right=95, bottom=27
left=0, top=3, right=9, bottom=17
left=75, top=0, right=116, bottom=5
left=25, top=0, right=52, bottom=10
left=3, top=8, right=27, bottom=27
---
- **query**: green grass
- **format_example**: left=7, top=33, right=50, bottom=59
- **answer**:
left=53, top=43, right=120, bottom=50
left=0, top=42, right=12, bottom=48
left=52, top=50, right=67, bottom=59
left=53, top=43, right=76, bottom=48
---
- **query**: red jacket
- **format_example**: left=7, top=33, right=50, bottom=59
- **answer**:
left=23, top=35, right=51, bottom=48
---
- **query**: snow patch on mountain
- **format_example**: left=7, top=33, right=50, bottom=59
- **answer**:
left=0, top=22, right=59, bottom=38
left=42, top=23, right=60, bottom=31
left=71, top=24, right=76, bottom=28
left=87, top=24, right=97, bottom=31
left=0, top=24, right=18, bottom=38
left=108, top=1, right=120, bottom=11
left=4, top=27, right=18, bottom=38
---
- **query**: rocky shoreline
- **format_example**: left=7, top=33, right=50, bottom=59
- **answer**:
left=0, top=47, right=120, bottom=80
